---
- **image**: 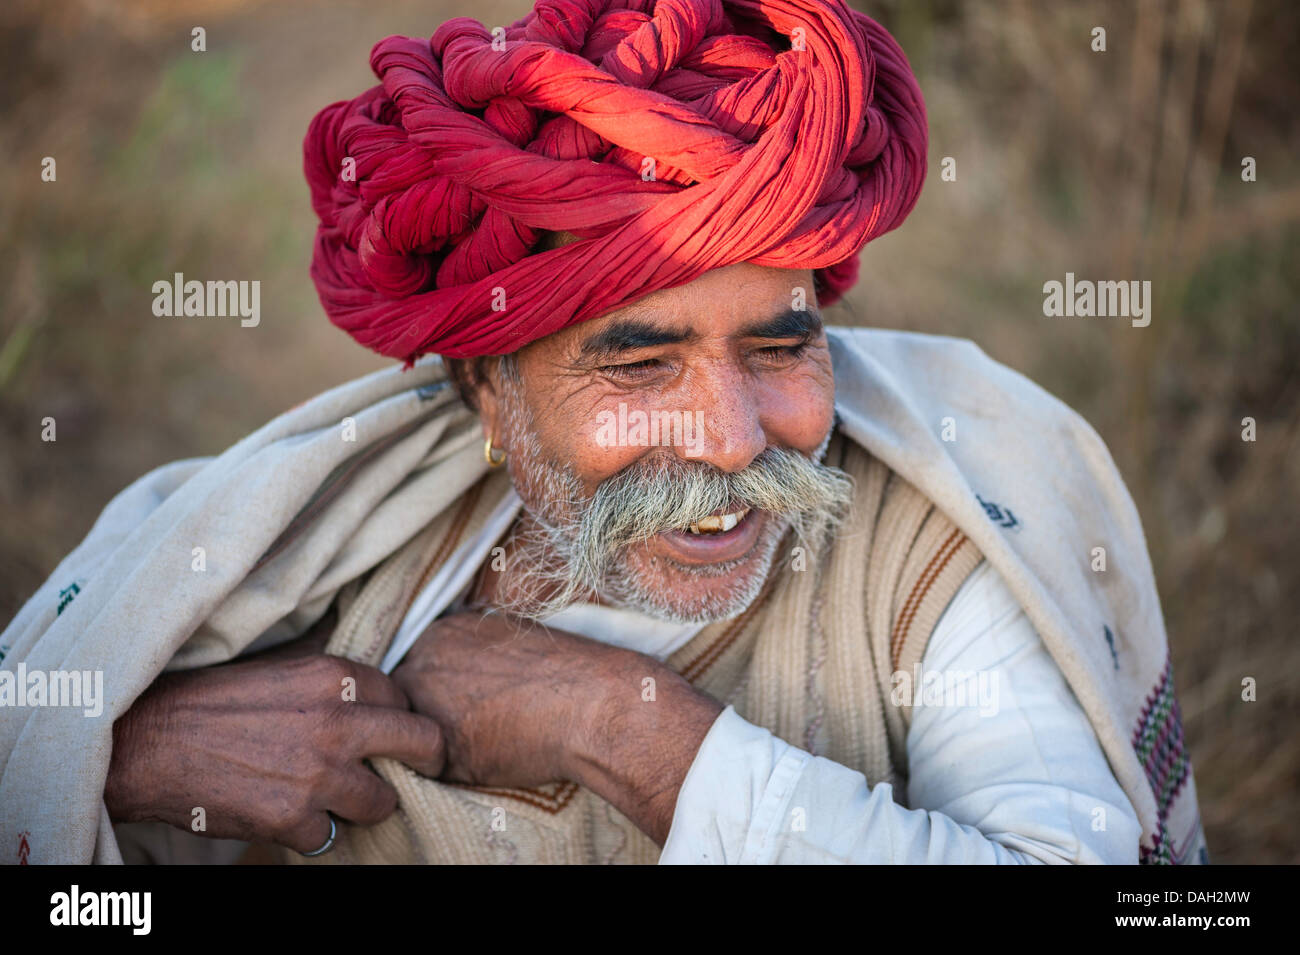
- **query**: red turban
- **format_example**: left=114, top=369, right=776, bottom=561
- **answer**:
left=304, top=0, right=927, bottom=360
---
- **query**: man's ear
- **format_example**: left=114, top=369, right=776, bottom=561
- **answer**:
left=474, top=357, right=508, bottom=448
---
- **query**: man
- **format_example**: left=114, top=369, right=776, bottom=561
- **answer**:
left=0, top=0, right=1205, bottom=865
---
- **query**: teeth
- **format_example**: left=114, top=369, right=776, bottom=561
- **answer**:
left=686, top=508, right=750, bottom=535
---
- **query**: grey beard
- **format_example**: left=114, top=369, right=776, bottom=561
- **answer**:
left=493, top=382, right=852, bottom=624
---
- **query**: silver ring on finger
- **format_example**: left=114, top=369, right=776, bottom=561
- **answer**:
left=300, top=813, right=337, bottom=858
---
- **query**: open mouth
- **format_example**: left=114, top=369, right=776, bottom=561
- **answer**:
left=653, top=504, right=766, bottom=566
left=686, top=506, right=752, bottom=535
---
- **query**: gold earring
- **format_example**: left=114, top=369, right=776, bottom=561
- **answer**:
left=485, top=437, right=506, bottom=468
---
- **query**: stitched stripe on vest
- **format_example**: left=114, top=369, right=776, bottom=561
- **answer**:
left=889, top=527, right=966, bottom=672
left=398, top=476, right=487, bottom=626
left=453, top=780, right=581, bottom=814
left=680, top=567, right=781, bottom=684
left=348, top=473, right=489, bottom=672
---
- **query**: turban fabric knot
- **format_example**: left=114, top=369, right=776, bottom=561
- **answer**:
left=304, top=0, right=928, bottom=360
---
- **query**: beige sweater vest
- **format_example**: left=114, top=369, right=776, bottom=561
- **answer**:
left=280, top=429, right=982, bottom=865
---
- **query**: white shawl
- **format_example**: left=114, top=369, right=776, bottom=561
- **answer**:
left=0, top=327, right=1206, bottom=864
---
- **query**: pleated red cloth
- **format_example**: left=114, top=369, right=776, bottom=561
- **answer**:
left=304, top=0, right=927, bottom=360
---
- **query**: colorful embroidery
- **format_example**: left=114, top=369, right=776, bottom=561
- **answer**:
left=1132, top=656, right=1191, bottom=864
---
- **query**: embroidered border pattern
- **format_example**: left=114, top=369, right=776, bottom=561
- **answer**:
left=1132, top=656, right=1191, bottom=865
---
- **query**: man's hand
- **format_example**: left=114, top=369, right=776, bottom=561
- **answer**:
left=104, top=626, right=445, bottom=855
left=391, top=611, right=724, bottom=845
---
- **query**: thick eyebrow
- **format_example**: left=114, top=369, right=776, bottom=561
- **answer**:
left=575, top=307, right=823, bottom=364
left=577, top=319, right=694, bottom=364
left=738, top=308, right=823, bottom=341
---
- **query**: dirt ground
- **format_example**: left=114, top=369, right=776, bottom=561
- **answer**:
left=1, top=0, right=1296, bottom=862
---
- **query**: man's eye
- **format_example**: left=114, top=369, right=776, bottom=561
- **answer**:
left=757, top=342, right=809, bottom=361
left=602, top=358, right=661, bottom=379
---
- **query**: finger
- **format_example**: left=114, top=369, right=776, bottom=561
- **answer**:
left=330, top=658, right=412, bottom=711
left=325, top=763, right=400, bottom=828
left=280, top=811, right=337, bottom=857
left=346, top=706, right=446, bottom=778
left=288, top=654, right=410, bottom=710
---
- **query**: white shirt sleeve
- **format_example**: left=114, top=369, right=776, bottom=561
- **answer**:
left=658, top=560, right=1142, bottom=864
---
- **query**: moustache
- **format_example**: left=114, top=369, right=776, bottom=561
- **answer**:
left=572, top=445, right=854, bottom=560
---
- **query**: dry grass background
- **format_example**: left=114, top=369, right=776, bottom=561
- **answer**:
left=0, top=0, right=1295, bottom=862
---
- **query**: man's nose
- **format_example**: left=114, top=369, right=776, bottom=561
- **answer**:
left=675, top=364, right=766, bottom=473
